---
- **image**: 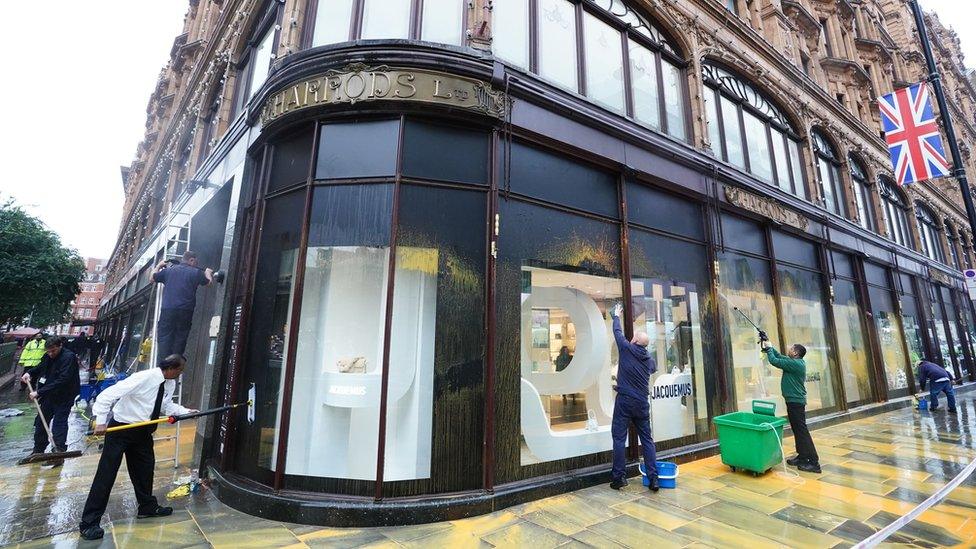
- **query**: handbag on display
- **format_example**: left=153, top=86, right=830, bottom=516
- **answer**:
left=337, top=356, right=367, bottom=373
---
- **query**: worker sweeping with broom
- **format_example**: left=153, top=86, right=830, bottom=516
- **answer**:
left=20, top=337, right=80, bottom=467
left=78, top=354, right=197, bottom=541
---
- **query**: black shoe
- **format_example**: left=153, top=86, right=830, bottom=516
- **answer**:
left=786, top=455, right=802, bottom=466
left=137, top=506, right=173, bottom=519
left=797, top=461, right=822, bottom=474
left=948, top=408, right=957, bottom=413
left=609, top=478, right=628, bottom=490
left=80, top=526, right=104, bottom=540
left=648, top=476, right=660, bottom=492
left=929, top=406, right=939, bottom=411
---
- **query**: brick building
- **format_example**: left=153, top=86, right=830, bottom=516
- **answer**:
left=97, top=0, right=976, bottom=525
left=55, top=257, right=107, bottom=336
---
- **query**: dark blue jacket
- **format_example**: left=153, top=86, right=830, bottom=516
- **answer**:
left=29, top=348, right=80, bottom=403
left=917, top=360, right=953, bottom=390
left=612, top=314, right=656, bottom=402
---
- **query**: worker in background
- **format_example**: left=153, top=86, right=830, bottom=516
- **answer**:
left=78, top=354, right=197, bottom=541
left=761, top=340, right=821, bottom=473
left=150, top=250, right=212, bottom=359
left=17, top=332, right=46, bottom=391
left=608, top=303, right=659, bottom=492
left=20, top=337, right=80, bottom=466
left=917, top=359, right=956, bottom=413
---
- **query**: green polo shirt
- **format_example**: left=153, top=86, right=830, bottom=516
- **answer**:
left=765, top=347, right=807, bottom=406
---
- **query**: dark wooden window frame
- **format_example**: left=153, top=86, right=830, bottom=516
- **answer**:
left=232, top=2, right=284, bottom=118
left=812, top=129, right=847, bottom=218
left=848, top=154, right=877, bottom=232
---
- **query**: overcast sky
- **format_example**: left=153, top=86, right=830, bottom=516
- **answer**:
left=0, top=1, right=974, bottom=261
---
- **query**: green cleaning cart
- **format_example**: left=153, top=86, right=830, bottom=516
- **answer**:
left=712, top=400, right=787, bottom=476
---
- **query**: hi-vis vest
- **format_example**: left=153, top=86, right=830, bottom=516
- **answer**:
left=19, top=339, right=45, bottom=368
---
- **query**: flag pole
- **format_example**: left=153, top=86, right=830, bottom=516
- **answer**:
left=907, top=0, right=976, bottom=242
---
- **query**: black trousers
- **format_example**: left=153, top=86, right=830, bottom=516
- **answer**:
left=33, top=398, right=72, bottom=453
left=786, top=402, right=819, bottom=465
left=157, top=308, right=194, bottom=359
left=79, top=423, right=158, bottom=530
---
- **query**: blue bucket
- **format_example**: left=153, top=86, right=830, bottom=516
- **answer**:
left=640, top=461, right=678, bottom=489
left=917, top=396, right=928, bottom=410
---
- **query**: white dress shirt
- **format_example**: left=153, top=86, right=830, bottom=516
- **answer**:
left=92, top=368, right=190, bottom=426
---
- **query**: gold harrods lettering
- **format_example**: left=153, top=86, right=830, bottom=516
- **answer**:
left=724, top=185, right=809, bottom=232
left=261, top=66, right=509, bottom=124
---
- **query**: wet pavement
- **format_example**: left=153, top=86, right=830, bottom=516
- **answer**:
left=1, top=379, right=975, bottom=548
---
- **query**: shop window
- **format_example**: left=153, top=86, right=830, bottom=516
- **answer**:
left=718, top=252, right=782, bottom=412
left=916, top=203, right=945, bottom=263
left=402, top=120, right=489, bottom=185
left=629, top=229, right=715, bottom=443
left=719, top=214, right=766, bottom=256
left=849, top=155, right=877, bottom=232
left=384, top=185, right=486, bottom=493
left=812, top=130, right=846, bottom=217
left=235, top=190, right=304, bottom=481
left=867, top=275, right=911, bottom=394
left=772, top=230, right=818, bottom=268
left=625, top=181, right=704, bottom=239
left=702, top=63, right=805, bottom=198
left=267, top=127, right=314, bottom=193
left=315, top=120, right=400, bottom=180
left=284, top=185, right=394, bottom=483
left=310, top=0, right=464, bottom=47
left=507, top=141, right=618, bottom=218
left=775, top=264, right=836, bottom=411
left=879, top=176, right=913, bottom=248
left=830, top=250, right=854, bottom=279
left=496, top=200, right=621, bottom=467
left=493, top=0, right=687, bottom=139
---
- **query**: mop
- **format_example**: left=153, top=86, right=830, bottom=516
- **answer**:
left=16, top=379, right=84, bottom=464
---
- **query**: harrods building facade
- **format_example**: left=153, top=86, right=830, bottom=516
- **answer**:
left=98, top=0, right=976, bottom=525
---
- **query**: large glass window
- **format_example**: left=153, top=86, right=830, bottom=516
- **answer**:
left=493, top=0, right=687, bottom=139
left=832, top=276, right=874, bottom=405
left=812, top=130, right=845, bottom=217
left=236, top=191, right=304, bottom=482
left=718, top=251, right=781, bottom=412
left=629, top=229, right=715, bottom=443
left=849, top=156, right=876, bottom=232
left=946, top=223, right=960, bottom=269
left=866, top=267, right=911, bottom=396
left=496, top=200, right=621, bottom=469
left=311, top=0, right=463, bottom=46
left=879, top=176, right=913, bottom=248
left=916, top=203, right=946, bottom=263
left=285, top=185, right=394, bottom=483
left=703, top=63, right=805, bottom=197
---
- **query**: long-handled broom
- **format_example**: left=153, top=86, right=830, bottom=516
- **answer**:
left=16, top=379, right=83, bottom=465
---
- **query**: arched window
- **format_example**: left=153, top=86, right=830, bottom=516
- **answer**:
left=812, top=130, right=846, bottom=217
left=945, top=221, right=960, bottom=269
left=493, top=0, right=687, bottom=139
left=915, top=203, right=945, bottom=263
left=702, top=63, right=805, bottom=198
left=879, top=176, right=913, bottom=248
left=308, top=0, right=465, bottom=47
left=849, top=155, right=876, bottom=232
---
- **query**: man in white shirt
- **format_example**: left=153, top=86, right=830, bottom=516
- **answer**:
left=79, top=354, right=196, bottom=541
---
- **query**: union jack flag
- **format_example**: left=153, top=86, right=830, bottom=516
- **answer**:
left=878, top=82, right=951, bottom=186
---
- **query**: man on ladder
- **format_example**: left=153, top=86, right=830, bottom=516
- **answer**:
left=150, top=250, right=213, bottom=359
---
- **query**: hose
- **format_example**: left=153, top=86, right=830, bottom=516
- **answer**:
left=761, top=421, right=803, bottom=484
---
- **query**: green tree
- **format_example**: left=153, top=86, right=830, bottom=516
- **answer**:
left=0, top=199, right=86, bottom=329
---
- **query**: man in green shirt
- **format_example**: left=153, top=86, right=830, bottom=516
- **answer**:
left=761, top=341, right=821, bottom=473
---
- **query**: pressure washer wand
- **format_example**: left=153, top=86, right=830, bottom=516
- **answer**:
left=732, top=306, right=769, bottom=345
left=100, top=400, right=252, bottom=434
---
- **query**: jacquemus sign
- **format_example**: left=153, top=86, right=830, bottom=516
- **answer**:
left=261, top=64, right=510, bottom=124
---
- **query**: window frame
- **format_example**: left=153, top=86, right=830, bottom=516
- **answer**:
left=879, top=176, right=913, bottom=249
left=811, top=130, right=846, bottom=217
left=849, top=155, right=877, bottom=232
left=945, top=222, right=960, bottom=269
left=915, top=202, right=946, bottom=263
left=702, top=62, right=806, bottom=198
left=233, top=2, right=284, bottom=117
left=302, top=0, right=469, bottom=48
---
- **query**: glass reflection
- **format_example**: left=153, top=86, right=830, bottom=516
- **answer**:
left=493, top=0, right=530, bottom=68
left=583, top=12, right=624, bottom=112
left=869, top=286, right=910, bottom=391
left=717, top=252, right=782, bottom=412
left=776, top=266, right=836, bottom=411
left=832, top=280, right=873, bottom=404
left=538, top=0, right=578, bottom=90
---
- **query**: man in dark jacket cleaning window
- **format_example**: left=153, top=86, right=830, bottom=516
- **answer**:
left=917, top=360, right=956, bottom=413
left=609, top=303, right=659, bottom=492
left=761, top=340, right=821, bottom=473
